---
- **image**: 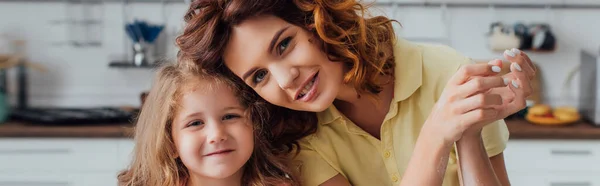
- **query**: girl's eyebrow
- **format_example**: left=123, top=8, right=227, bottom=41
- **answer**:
left=223, top=106, right=244, bottom=111
left=179, top=112, right=203, bottom=123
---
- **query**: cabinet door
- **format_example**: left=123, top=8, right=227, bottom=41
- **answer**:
left=0, top=139, right=120, bottom=172
left=0, top=173, right=117, bottom=186
left=116, top=139, right=135, bottom=171
left=504, top=140, right=600, bottom=172
left=509, top=172, right=600, bottom=186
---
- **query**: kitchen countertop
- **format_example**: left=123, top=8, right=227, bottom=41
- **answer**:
left=506, top=118, right=600, bottom=140
left=1, top=118, right=600, bottom=139
left=0, top=121, right=134, bottom=138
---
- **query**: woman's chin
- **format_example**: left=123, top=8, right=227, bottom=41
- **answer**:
left=297, top=96, right=336, bottom=112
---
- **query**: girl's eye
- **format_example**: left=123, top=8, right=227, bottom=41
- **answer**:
left=252, top=70, right=268, bottom=84
left=277, top=37, right=292, bottom=55
left=222, top=114, right=241, bottom=120
left=186, top=120, right=204, bottom=127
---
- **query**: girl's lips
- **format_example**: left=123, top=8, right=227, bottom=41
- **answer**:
left=204, top=149, right=234, bottom=157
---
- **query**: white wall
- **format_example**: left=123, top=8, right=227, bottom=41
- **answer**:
left=372, top=4, right=599, bottom=107
left=0, top=2, right=189, bottom=107
left=0, top=2, right=598, bottom=108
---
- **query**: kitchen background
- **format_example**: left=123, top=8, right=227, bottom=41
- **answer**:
left=1, top=0, right=600, bottom=185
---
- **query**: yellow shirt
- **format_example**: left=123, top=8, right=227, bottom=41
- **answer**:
left=294, top=39, right=510, bottom=186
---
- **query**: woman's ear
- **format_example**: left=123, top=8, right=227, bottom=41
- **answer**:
left=306, top=24, right=316, bottom=31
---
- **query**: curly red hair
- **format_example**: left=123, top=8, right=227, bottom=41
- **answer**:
left=177, top=0, right=398, bottom=95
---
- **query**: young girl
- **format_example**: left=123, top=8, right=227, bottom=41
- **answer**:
left=117, top=61, right=311, bottom=186
left=176, top=0, right=537, bottom=186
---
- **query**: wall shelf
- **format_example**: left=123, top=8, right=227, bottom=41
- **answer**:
left=108, top=61, right=161, bottom=69
left=0, top=0, right=185, bottom=2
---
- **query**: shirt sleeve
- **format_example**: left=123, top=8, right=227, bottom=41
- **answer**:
left=481, top=119, right=510, bottom=157
left=292, top=138, right=341, bottom=186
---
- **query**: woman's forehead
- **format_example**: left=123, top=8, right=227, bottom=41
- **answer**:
left=223, top=15, right=293, bottom=75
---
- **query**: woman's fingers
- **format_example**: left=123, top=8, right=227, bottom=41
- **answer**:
left=449, top=63, right=502, bottom=86
left=507, top=62, right=533, bottom=97
left=458, top=108, right=499, bottom=131
left=504, top=48, right=536, bottom=79
left=452, top=93, right=503, bottom=114
left=454, top=76, right=506, bottom=99
left=499, top=78, right=528, bottom=117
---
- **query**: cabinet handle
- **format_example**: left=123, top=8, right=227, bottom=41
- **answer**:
left=0, top=182, right=70, bottom=186
left=550, top=149, right=592, bottom=156
left=0, top=149, right=71, bottom=154
left=550, top=182, right=591, bottom=186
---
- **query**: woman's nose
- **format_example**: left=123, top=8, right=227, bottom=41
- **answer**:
left=270, top=64, right=299, bottom=89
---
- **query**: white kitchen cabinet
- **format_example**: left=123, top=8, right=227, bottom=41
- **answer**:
left=116, top=139, right=135, bottom=171
left=509, top=173, right=600, bottom=186
left=0, top=173, right=117, bottom=186
left=0, top=139, right=120, bottom=172
left=0, top=138, right=134, bottom=186
left=504, top=140, right=600, bottom=186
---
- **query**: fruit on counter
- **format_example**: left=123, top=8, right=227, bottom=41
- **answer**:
left=525, top=104, right=580, bottom=125
left=553, top=107, right=579, bottom=121
left=528, top=104, right=551, bottom=116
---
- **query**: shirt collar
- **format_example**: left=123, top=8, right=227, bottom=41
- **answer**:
left=318, top=39, right=424, bottom=125
left=392, top=38, right=423, bottom=103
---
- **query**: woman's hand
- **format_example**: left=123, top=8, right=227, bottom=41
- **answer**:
left=462, top=48, right=537, bottom=137
left=423, top=63, right=507, bottom=144
left=491, top=48, right=536, bottom=118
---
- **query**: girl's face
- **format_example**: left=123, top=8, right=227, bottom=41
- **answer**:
left=171, top=82, right=254, bottom=182
left=223, top=15, right=345, bottom=112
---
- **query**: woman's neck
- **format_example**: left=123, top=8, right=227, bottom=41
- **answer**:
left=187, top=168, right=244, bottom=186
left=334, top=76, right=395, bottom=139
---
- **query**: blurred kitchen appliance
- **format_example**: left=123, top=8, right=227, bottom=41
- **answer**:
left=10, top=107, right=136, bottom=125
left=579, top=49, right=600, bottom=125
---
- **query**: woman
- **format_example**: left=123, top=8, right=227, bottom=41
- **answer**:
left=176, top=0, right=536, bottom=185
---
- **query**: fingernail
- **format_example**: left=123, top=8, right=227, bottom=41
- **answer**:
left=505, top=50, right=516, bottom=57
left=511, top=48, right=521, bottom=55
left=512, top=62, right=522, bottom=72
left=503, top=78, right=509, bottom=85
left=511, top=80, right=519, bottom=88
left=491, top=66, right=501, bottom=73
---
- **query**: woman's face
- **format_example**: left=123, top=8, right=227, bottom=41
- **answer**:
left=224, top=15, right=344, bottom=112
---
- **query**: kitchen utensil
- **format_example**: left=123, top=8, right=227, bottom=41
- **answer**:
left=487, top=22, right=520, bottom=51
left=124, top=20, right=165, bottom=66
left=529, top=24, right=556, bottom=51
left=513, top=22, right=533, bottom=50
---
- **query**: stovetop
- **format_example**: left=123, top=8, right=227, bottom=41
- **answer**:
left=9, top=107, right=138, bottom=125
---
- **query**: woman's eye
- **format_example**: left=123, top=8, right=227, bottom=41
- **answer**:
left=252, top=70, right=268, bottom=84
left=186, top=120, right=204, bottom=127
left=277, top=37, right=292, bottom=55
left=222, top=114, right=241, bottom=120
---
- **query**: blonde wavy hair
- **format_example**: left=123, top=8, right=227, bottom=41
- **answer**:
left=117, top=61, right=305, bottom=186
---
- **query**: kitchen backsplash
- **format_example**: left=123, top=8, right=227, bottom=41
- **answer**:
left=0, top=2, right=599, bottom=108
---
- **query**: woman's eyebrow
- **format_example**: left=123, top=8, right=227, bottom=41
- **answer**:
left=267, top=25, right=291, bottom=53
